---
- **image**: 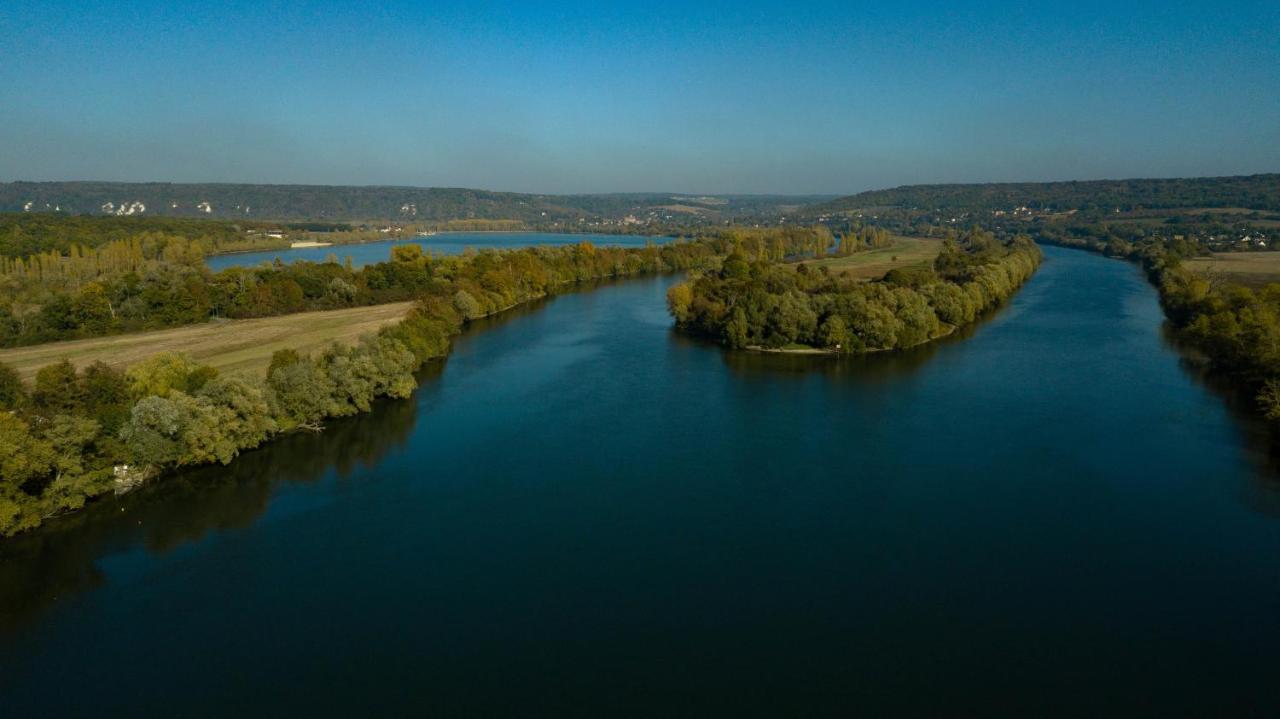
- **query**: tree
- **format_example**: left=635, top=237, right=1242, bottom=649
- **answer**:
left=267, top=348, right=303, bottom=377
left=453, top=289, right=483, bottom=321
left=41, top=415, right=106, bottom=514
left=0, top=362, right=24, bottom=410
left=197, top=375, right=277, bottom=462
left=126, top=353, right=217, bottom=398
left=666, top=283, right=694, bottom=324
left=0, top=413, right=54, bottom=536
left=725, top=307, right=750, bottom=348
left=820, top=316, right=852, bottom=351
left=33, top=359, right=84, bottom=415
left=119, top=395, right=188, bottom=467
left=721, top=253, right=750, bottom=280
left=0, top=413, right=54, bottom=484
left=391, top=244, right=424, bottom=264
left=79, top=361, right=131, bottom=433
left=72, top=282, right=115, bottom=333
left=268, top=357, right=336, bottom=430
left=327, top=277, right=357, bottom=304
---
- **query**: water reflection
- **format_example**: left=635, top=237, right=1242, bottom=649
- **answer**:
left=1160, top=323, right=1280, bottom=510
left=0, top=370, right=430, bottom=633
left=0, top=280, right=607, bottom=632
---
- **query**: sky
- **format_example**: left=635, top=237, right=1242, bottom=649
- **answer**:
left=1, top=0, right=1277, bottom=195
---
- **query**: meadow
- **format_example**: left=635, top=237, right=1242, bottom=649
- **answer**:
left=794, top=236, right=943, bottom=279
left=1186, top=252, right=1280, bottom=288
left=0, top=302, right=414, bottom=381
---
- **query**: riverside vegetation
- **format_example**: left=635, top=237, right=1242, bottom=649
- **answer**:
left=667, top=228, right=1042, bottom=352
left=0, top=227, right=844, bottom=537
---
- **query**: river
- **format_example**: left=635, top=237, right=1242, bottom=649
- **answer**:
left=2, top=245, right=1278, bottom=715
left=205, top=231, right=673, bottom=271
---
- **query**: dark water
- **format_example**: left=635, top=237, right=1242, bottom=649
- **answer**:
left=205, top=231, right=672, bottom=271
left=3, top=245, right=1279, bottom=716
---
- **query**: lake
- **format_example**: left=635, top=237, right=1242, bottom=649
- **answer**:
left=205, top=231, right=674, bottom=271
left=2, top=245, right=1278, bottom=715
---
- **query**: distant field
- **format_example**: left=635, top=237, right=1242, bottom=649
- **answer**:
left=0, top=302, right=414, bottom=382
left=794, top=236, right=943, bottom=279
left=1186, top=252, right=1280, bottom=289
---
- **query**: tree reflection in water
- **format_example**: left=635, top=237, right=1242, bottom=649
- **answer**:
left=0, top=363, right=435, bottom=634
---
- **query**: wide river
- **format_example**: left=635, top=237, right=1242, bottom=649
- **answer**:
left=2, top=245, right=1278, bottom=715
left=205, top=231, right=672, bottom=270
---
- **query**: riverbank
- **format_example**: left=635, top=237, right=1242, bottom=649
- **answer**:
left=6, top=248, right=1278, bottom=716
left=745, top=324, right=960, bottom=355
left=4, top=229, right=838, bottom=538
left=1037, top=236, right=1280, bottom=428
left=203, top=230, right=679, bottom=271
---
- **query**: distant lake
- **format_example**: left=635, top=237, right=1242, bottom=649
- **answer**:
left=3, top=246, right=1279, bottom=714
left=205, top=231, right=674, bottom=271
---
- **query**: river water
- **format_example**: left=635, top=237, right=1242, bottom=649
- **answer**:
left=205, top=231, right=673, bottom=271
left=2, top=245, right=1278, bottom=715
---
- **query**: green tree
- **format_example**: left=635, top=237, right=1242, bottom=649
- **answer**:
left=33, top=359, right=84, bottom=415
left=0, top=413, right=54, bottom=535
left=126, top=353, right=217, bottom=398
left=79, top=361, right=131, bottom=433
left=453, top=289, right=483, bottom=321
left=0, top=362, right=25, bottom=410
left=268, top=357, right=337, bottom=430
left=197, top=375, right=277, bottom=462
left=820, top=315, right=852, bottom=351
left=119, top=395, right=188, bottom=467
left=267, top=348, right=303, bottom=377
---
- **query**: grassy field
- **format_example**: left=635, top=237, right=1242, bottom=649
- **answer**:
left=0, top=302, right=415, bottom=382
left=1186, top=252, right=1280, bottom=289
left=793, top=236, right=943, bottom=279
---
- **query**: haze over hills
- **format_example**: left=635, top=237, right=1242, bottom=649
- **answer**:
left=0, top=181, right=833, bottom=224
left=5, top=175, right=1277, bottom=227
left=810, top=174, right=1280, bottom=215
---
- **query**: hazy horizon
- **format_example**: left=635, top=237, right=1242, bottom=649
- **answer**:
left=2, top=170, right=1278, bottom=200
left=3, top=1, right=1277, bottom=195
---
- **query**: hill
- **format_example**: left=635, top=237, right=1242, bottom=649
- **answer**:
left=0, top=181, right=830, bottom=223
left=807, top=174, right=1280, bottom=214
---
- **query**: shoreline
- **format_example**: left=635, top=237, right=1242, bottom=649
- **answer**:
left=743, top=324, right=960, bottom=355
left=204, top=229, right=675, bottom=259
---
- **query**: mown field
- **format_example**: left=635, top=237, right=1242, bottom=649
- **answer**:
left=794, top=236, right=943, bottom=279
left=1186, top=252, right=1280, bottom=289
left=0, top=302, right=414, bottom=381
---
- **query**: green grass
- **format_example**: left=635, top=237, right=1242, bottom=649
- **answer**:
left=0, top=302, right=415, bottom=382
left=793, top=236, right=944, bottom=280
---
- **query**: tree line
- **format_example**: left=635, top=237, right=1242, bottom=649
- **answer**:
left=0, top=224, right=877, bottom=348
left=810, top=174, right=1280, bottom=215
left=0, top=227, right=835, bottom=537
left=667, top=229, right=1042, bottom=352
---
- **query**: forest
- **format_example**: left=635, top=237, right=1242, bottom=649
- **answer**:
left=667, top=228, right=1042, bottom=352
left=0, top=227, right=835, bottom=537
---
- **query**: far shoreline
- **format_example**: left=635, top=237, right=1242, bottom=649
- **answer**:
left=205, top=229, right=676, bottom=258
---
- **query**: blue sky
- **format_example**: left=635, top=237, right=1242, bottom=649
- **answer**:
left=1, top=0, right=1277, bottom=194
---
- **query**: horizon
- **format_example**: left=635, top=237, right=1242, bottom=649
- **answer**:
left=3, top=1, right=1277, bottom=195
left=3, top=169, right=1277, bottom=201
